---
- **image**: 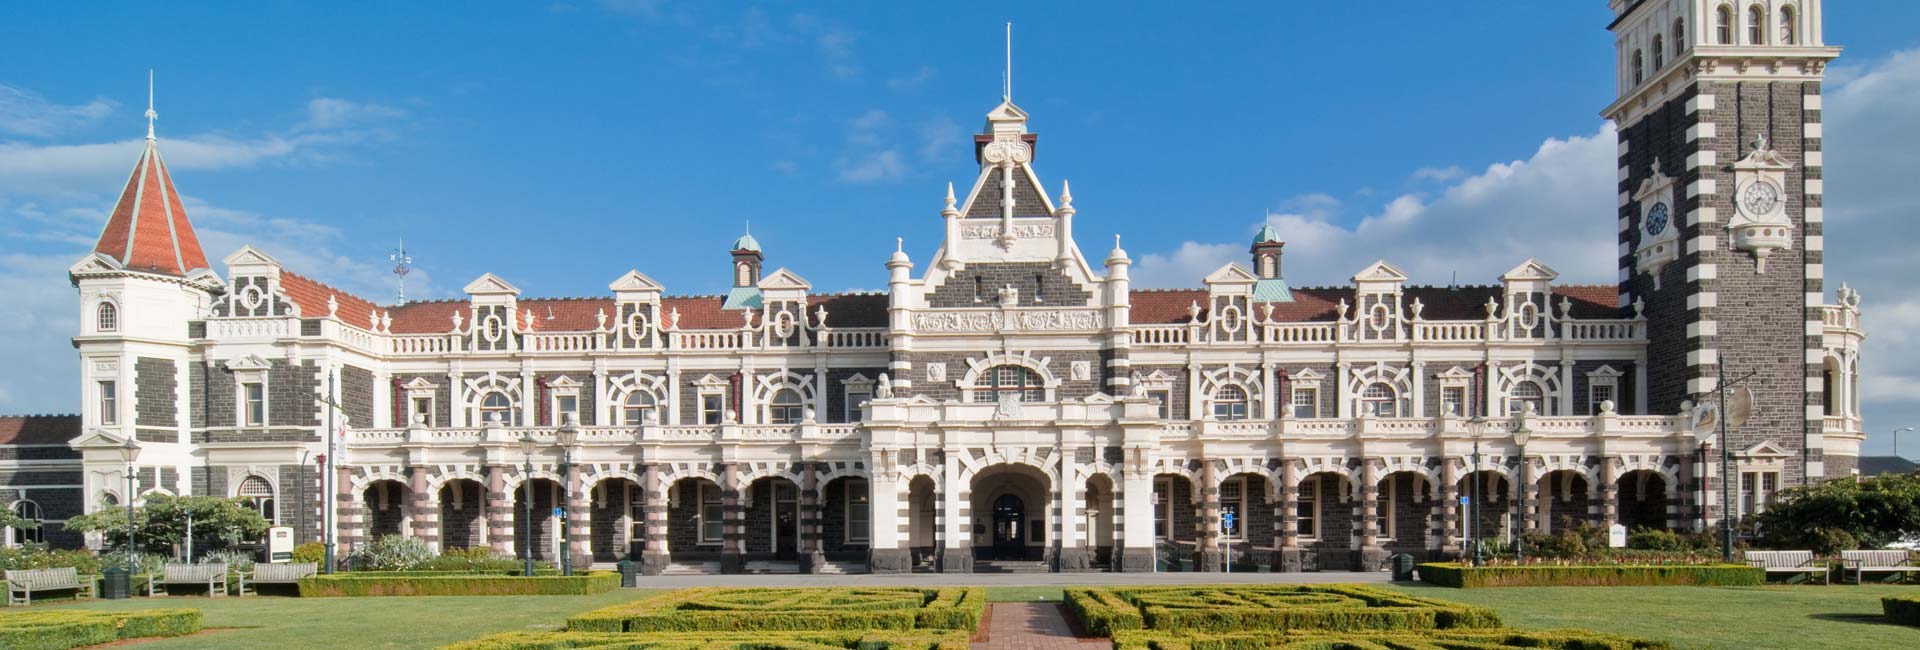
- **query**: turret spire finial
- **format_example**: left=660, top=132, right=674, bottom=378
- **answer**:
left=145, top=69, right=157, bottom=140
left=1003, top=22, right=1012, bottom=102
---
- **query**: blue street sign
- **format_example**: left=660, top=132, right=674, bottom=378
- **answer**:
left=552, top=507, right=564, bottom=517
left=1459, top=496, right=1470, bottom=505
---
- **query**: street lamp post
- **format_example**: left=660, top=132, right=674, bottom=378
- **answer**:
left=556, top=416, right=579, bottom=577
left=1894, top=427, right=1918, bottom=460
left=117, top=437, right=142, bottom=575
left=518, top=430, right=538, bottom=577
left=1468, top=416, right=1487, bottom=567
left=1511, top=424, right=1532, bottom=563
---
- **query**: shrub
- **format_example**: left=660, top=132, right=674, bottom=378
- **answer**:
left=1419, top=562, right=1764, bottom=588
left=291, top=541, right=326, bottom=565
left=0, top=608, right=202, bottom=650
left=567, top=587, right=987, bottom=633
left=94, top=549, right=169, bottom=575
left=296, top=571, right=618, bottom=597
left=1063, top=585, right=1499, bottom=636
left=420, top=547, right=535, bottom=573
left=1885, top=595, right=1920, bottom=627
left=0, top=545, right=105, bottom=575
left=1755, top=471, right=1920, bottom=553
left=199, top=548, right=256, bottom=574
left=1109, top=628, right=1672, bottom=650
left=437, top=630, right=971, bottom=650
left=347, top=535, right=433, bottom=571
left=1626, top=527, right=1718, bottom=553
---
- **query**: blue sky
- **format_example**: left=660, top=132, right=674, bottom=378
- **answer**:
left=6, top=1, right=1920, bottom=456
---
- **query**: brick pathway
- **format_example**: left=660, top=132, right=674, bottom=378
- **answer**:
left=972, top=602, right=1110, bottom=650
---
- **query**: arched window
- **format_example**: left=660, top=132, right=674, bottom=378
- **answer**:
left=1779, top=5, right=1796, bottom=44
left=1674, top=17, right=1687, bottom=53
left=1212, top=385, right=1250, bottom=420
left=9, top=501, right=42, bottom=545
left=1747, top=4, right=1766, bottom=45
left=1361, top=383, right=1398, bottom=417
left=767, top=388, right=805, bottom=424
left=1822, top=360, right=1839, bottom=415
left=1631, top=50, right=1644, bottom=85
left=478, top=392, right=515, bottom=425
left=1508, top=381, right=1546, bottom=415
left=96, top=302, right=117, bottom=332
left=973, top=365, right=1044, bottom=403
left=1715, top=5, right=1734, bottom=44
left=1652, top=34, right=1665, bottom=69
left=237, top=476, right=276, bottom=524
left=621, top=391, right=656, bottom=425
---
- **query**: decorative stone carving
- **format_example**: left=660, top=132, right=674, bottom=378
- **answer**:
left=926, top=363, right=946, bottom=383
left=1728, top=133, right=1795, bottom=273
left=960, top=223, right=1054, bottom=240
left=993, top=394, right=1025, bottom=420
left=1632, top=159, right=1680, bottom=289
left=1070, top=360, right=1091, bottom=381
left=980, top=139, right=1032, bottom=165
left=910, top=309, right=1105, bottom=333
left=875, top=374, right=893, bottom=399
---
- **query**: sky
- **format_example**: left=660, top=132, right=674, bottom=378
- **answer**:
left=4, top=1, right=1920, bottom=457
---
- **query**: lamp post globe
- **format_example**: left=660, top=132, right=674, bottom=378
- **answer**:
left=1894, top=427, right=1917, bottom=459
left=116, top=437, right=141, bottom=575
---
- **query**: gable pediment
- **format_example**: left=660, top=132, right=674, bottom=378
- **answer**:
left=69, top=429, right=134, bottom=451
left=222, top=246, right=282, bottom=269
left=69, top=253, right=123, bottom=276
left=1501, top=259, right=1560, bottom=283
left=1632, top=159, right=1676, bottom=202
left=691, top=373, right=730, bottom=389
left=1204, top=263, right=1259, bottom=286
left=608, top=270, right=664, bottom=293
left=1740, top=440, right=1793, bottom=459
left=224, top=354, right=272, bottom=372
left=758, top=268, right=812, bottom=291
left=1352, top=260, right=1409, bottom=284
left=402, top=377, right=439, bottom=392
left=1434, top=366, right=1475, bottom=380
left=463, top=273, right=521, bottom=296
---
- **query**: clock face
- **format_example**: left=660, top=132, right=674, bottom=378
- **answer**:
left=1741, top=181, right=1780, bottom=215
left=1645, top=202, right=1670, bottom=236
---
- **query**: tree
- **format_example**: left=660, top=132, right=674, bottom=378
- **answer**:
left=0, top=507, right=36, bottom=532
left=63, top=494, right=270, bottom=557
left=1753, top=471, right=1920, bottom=554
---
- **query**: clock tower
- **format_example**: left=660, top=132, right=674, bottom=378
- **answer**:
left=1603, top=0, right=1842, bottom=499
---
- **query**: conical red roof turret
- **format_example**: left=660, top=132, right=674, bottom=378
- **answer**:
left=91, top=134, right=208, bottom=276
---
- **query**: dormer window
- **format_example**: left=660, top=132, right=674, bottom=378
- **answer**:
left=96, top=302, right=117, bottom=332
left=1779, top=5, right=1796, bottom=45
left=1747, top=5, right=1765, bottom=45
left=1715, top=5, right=1733, bottom=44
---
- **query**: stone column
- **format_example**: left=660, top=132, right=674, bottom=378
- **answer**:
left=1599, top=457, right=1620, bottom=531
left=1196, top=461, right=1222, bottom=572
left=336, top=465, right=359, bottom=555
left=1276, top=461, right=1301, bottom=572
left=1117, top=461, right=1155, bottom=572
left=869, top=460, right=909, bottom=574
left=409, top=466, right=437, bottom=553
left=640, top=463, right=668, bottom=575
left=1056, top=447, right=1089, bottom=572
left=565, top=459, right=591, bottom=570
left=720, top=463, right=744, bottom=573
left=1437, top=460, right=1460, bottom=558
left=1518, top=456, right=1540, bottom=536
left=1356, top=458, right=1388, bottom=572
left=798, top=462, right=825, bottom=573
left=939, top=450, right=972, bottom=573
left=487, top=465, right=511, bottom=557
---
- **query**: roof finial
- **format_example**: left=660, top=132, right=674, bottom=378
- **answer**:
left=390, top=238, right=413, bottom=306
left=145, top=69, right=157, bottom=140
left=1003, top=22, right=1012, bottom=102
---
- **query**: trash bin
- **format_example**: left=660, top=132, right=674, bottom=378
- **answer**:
left=1390, top=553, right=1416, bottom=582
left=615, top=559, right=637, bottom=588
left=101, top=567, right=130, bottom=600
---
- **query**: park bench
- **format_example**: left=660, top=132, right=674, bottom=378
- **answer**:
left=5, top=567, right=96, bottom=606
left=1744, top=550, right=1828, bottom=585
left=148, top=563, right=228, bottom=597
left=239, top=562, right=317, bottom=595
left=1839, top=549, right=1920, bottom=584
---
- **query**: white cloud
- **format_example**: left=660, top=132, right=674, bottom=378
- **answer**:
left=299, top=98, right=405, bottom=131
left=836, top=150, right=905, bottom=183
left=916, top=115, right=962, bottom=163
left=1411, top=165, right=1465, bottom=183
left=889, top=66, right=936, bottom=90
left=0, top=84, right=115, bottom=138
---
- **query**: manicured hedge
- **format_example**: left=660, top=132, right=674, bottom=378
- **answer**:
left=1885, top=595, right=1920, bottom=627
left=1110, top=628, right=1672, bottom=650
left=0, top=608, right=203, bottom=650
left=297, top=571, right=618, bottom=597
left=566, top=587, right=986, bottom=633
left=438, top=629, right=970, bottom=650
left=1064, top=585, right=1501, bottom=636
left=1418, top=563, right=1764, bottom=588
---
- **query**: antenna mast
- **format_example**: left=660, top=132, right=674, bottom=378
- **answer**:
left=1004, top=23, right=1013, bottom=102
left=390, top=239, right=413, bottom=305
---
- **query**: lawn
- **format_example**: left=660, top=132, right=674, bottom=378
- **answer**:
left=1386, top=583, right=1920, bottom=650
left=43, top=589, right=660, bottom=649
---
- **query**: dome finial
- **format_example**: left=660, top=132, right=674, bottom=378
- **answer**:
left=145, top=69, right=158, bottom=140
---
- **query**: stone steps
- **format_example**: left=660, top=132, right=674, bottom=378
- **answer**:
left=974, top=560, right=1050, bottom=574
left=661, top=561, right=720, bottom=575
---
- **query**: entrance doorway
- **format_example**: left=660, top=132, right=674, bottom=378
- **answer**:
left=992, top=494, right=1024, bottom=560
left=772, top=481, right=799, bottom=560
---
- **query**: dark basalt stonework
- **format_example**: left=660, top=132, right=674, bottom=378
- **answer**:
left=1054, top=546, right=1091, bottom=572
left=868, top=548, right=911, bottom=574
left=939, top=549, right=973, bottom=573
left=1117, top=547, right=1156, bottom=573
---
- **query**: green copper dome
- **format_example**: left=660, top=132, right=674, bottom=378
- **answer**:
left=1252, top=224, right=1283, bottom=246
left=731, top=232, right=762, bottom=252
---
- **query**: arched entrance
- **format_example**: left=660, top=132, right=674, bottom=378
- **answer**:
left=906, top=475, right=937, bottom=568
left=968, top=464, right=1050, bottom=563
left=363, top=479, right=409, bottom=541
left=1616, top=470, right=1670, bottom=532
left=1084, top=474, right=1116, bottom=568
left=590, top=477, right=642, bottom=562
left=746, top=476, right=801, bottom=561
left=1540, top=470, right=1593, bottom=534
left=438, top=479, right=485, bottom=551
left=514, top=478, right=563, bottom=562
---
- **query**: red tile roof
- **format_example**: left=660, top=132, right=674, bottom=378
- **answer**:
left=92, top=139, right=209, bottom=276
left=387, top=300, right=466, bottom=334
left=281, top=271, right=381, bottom=327
left=0, top=415, right=81, bottom=446
left=809, top=293, right=888, bottom=328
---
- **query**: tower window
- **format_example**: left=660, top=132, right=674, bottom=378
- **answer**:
left=1673, top=18, right=1686, bottom=52
left=1651, top=34, right=1664, bottom=69
left=1631, top=50, right=1644, bottom=85
left=1779, top=6, right=1796, bottom=45
left=99, top=380, right=117, bottom=425
left=1747, top=5, right=1766, bottom=45
left=96, top=302, right=117, bottom=332
left=242, top=382, right=266, bottom=426
left=1716, top=5, right=1733, bottom=44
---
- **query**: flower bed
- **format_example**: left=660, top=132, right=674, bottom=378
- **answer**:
left=1418, top=562, right=1764, bottom=588
left=296, top=570, right=618, bottom=597
left=566, top=587, right=986, bottom=632
left=1885, top=595, right=1920, bottom=627
left=1110, top=628, right=1672, bottom=650
left=439, top=629, right=969, bottom=650
left=0, top=608, right=203, bottom=650
left=1063, top=585, right=1501, bottom=636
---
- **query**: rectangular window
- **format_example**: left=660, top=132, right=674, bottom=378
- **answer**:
left=1441, top=386, right=1467, bottom=417
left=1291, top=387, right=1318, bottom=418
left=1297, top=476, right=1319, bottom=539
left=99, top=381, right=117, bottom=425
left=1153, top=477, right=1172, bottom=539
left=555, top=395, right=579, bottom=425
left=1740, top=471, right=1780, bottom=517
left=698, top=483, right=724, bottom=543
left=700, top=395, right=725, bottom=425
left=1220, top=478, right=1244, bottom=540
left=1149, top=390, right=1171, bottom=420
left=1377, top=479, right=1396, bottom=539
left=1588, top=385, right=1616, bottom=415
left=410, top=397, right=434, bottom=427
left=844, top=389, right=871, bottom=423
left=846, top=479, right=871, bottom=543
left=243, top=382, right=266, bottom=426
